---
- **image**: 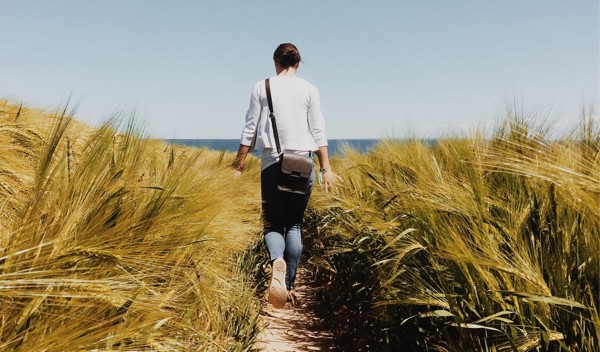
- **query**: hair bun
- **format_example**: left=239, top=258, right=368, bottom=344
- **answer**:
left=273, top=43, right=301, bottom=68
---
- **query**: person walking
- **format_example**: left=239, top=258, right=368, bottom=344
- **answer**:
left=232, top=43, right=342, bottom=309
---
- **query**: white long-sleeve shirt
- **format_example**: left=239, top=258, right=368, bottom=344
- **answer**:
left=240, top=76, right=328, bottom=152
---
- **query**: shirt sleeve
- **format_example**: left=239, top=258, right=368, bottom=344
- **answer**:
left=240, top=82, right=262, bottom=147
left=307, top=85, right=328, bottom=147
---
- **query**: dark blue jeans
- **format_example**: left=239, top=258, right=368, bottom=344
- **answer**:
left=261, top=162, right=314, bottom=290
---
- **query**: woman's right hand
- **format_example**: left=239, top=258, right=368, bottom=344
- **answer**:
left=231, top=144, right=250, bottom=178
left=231, top=168, right=242, bottom=178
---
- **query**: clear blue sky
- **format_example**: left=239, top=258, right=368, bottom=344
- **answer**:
left=1, top=1, right=598, bottom=138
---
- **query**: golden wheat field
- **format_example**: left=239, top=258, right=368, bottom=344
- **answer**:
left=0, top=100, right=265, bottom=351
left=1, top=98, right=598, bottom=352
left=305, top=108, right=599, bottom=351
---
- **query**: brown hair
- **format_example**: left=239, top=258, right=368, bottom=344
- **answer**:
left=273, top=43, right=301, bottom=68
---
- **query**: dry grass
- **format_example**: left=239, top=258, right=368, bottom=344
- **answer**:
left=0, top=100, right=264, bottom=351
left=4, top=96, right=597, bottom=351
left=306, top=109, right=599, bottom=351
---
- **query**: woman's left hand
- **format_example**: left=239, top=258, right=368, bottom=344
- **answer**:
left=321, top=170, right=344, bottom=193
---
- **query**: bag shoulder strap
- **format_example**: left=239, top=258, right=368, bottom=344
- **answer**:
left=265, top=78, right=282, bottom=155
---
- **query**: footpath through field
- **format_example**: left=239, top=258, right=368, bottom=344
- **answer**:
left=253, top=267, right=335, bottom=351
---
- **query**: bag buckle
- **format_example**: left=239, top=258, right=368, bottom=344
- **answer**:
left=290, top=170, right=301, bottom=182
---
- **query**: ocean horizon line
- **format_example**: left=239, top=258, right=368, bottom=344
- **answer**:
left=163, top=138, right=438, bottom=155
left=163, top=138, right=382, bottom=155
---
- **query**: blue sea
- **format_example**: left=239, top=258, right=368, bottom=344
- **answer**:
left=163, top=139, right=382, bottom=156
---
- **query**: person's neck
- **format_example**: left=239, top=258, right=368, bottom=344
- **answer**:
left=277, top=67, right=297, bottom=77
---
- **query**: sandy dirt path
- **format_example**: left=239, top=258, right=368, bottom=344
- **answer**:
left=253, top=267, right=335, bottom=351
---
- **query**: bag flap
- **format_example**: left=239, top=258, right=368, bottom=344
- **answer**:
left=280, top=153, right=312, bottom=178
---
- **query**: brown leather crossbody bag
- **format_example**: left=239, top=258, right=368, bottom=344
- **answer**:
left=265, top=78, right=313, bottom=195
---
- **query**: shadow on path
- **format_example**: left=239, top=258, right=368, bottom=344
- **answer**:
left=253, top=267, right=335, bottom=351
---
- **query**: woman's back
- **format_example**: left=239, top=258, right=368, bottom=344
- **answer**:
left=242, top=76, right=327, bottom=152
